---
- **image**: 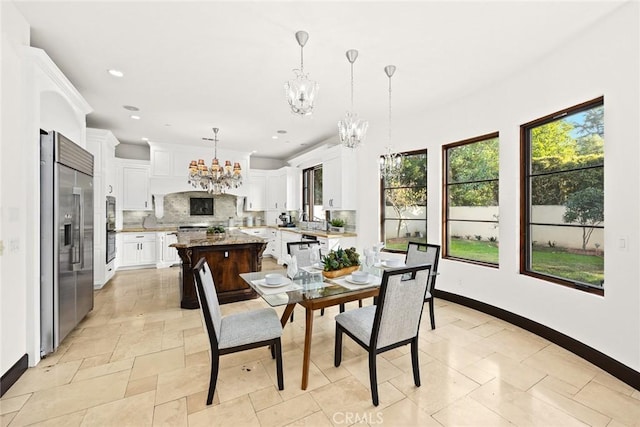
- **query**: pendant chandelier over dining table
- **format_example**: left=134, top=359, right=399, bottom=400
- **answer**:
left=284, top=30, right=319, bottom=116
left=338, top=49, right=368, bottom=149
left=379, top=65, right=404, bottom=182
left=188, top=127, right=242, bottom=195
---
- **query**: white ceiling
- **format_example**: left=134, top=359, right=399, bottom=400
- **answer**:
left=14, top=0, right=623, bottom=160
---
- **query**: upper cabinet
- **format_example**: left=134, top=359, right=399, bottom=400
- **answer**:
left=322, top=145, right=357, bottom=210
left=264, top=167, right=301, bottom=212
left=118, top=160, right=152, bottom=210
left=246, top=170, right=266, bottom=211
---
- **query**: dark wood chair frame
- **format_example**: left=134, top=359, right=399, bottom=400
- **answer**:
left=334, top=264, right=432, bottom=406
left=406, top=242, right=440, bottom=330
left=193, top=257, right=284, bottom=405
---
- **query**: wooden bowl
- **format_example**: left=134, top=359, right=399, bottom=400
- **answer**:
left=322, top=265, right=360, bottom=279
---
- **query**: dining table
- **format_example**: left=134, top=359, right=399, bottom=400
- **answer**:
left=240, top=265, right=385, bottom=390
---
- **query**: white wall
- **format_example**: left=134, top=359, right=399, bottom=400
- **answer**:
left=0, top=1, right=30, bottom=376
left=1, top=3, right=91, bottom=377
left=357, top=3, right=640, bottom=370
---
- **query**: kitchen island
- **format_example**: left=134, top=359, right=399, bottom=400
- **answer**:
left=171, top=230, right=267, bottom=309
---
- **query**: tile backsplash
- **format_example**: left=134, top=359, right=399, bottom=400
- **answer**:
left=123, top=191, right=265, bottom=228
left=122, top=191, right=356, bottom=232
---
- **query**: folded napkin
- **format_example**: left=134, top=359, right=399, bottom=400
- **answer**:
left=252, top=279, right=302, bottom=295
left=331, top=275, right=382, bottom=290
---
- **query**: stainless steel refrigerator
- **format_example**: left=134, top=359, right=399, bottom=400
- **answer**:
left=40, top=130, right=94, bottom=356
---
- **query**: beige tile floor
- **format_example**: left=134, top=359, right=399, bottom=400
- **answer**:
left=2, top=260, right=639, bottom=426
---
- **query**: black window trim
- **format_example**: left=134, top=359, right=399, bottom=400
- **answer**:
left=379, top=148, right=427, bottom=254
left=519, top=96, right=604, bottom=296
left=442, top=131, right=500, bottom=268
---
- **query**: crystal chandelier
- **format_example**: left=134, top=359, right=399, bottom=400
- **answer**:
left=284, top=31, right=319, bottom=116
left=338, top=49, right=368, bottom=148
left=379, top=65, right=403, bottom=182
left=188, top=128, right=242, bottom=195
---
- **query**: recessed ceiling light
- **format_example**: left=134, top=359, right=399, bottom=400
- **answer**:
left=272, top=135, right=278, bottom=140
left=130, top=115, right=141, bottom=120
left=164, top=124, right=171, bottom=127
left=123, top=105, right=139, bottom=111
left=141, top=137, right=149, bottom=141
left=277, top=130, right=287, bottom=134
left=108, top=69, right=124, bottom=77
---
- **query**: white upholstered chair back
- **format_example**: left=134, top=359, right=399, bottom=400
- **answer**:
left=374, top=267, right=431, bottom=349
left=287, top=241, right=321, bottom=268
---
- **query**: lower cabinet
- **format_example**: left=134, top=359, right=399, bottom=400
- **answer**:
left=157, top=232, right=179, bottom=268
left=120, top=233, right=157, bottom=267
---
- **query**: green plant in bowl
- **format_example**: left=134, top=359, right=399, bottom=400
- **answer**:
left=321, top=247, right=360, bottom=271
left=207, top=225, right=225, bottom=234
left=329, top=218, right=345, bottom=227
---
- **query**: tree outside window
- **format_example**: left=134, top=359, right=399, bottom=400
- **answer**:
left=444, top=133, right=499, bottom=265
left=521, top=97, right=604, bottom=291
left=380, top=150, right=427, bottom=252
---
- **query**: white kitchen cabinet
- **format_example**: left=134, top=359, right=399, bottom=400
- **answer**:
left=246, top=170, right=266, bottom=211
left=120, top=232, right=157, bottom=267
left=266, top=171, right=286, bottom=211
left=156, top=232, right=179, bottom=268
left=240, top=227, right=278, bottom=258
left=265, top=167, right=301, bottom=212
left=120, top=162, right=152, bottom=210
left=322, top=146, right=357, bottom=210
left=279, top=230, right=301, bottom=262
left=318, top=236, right=357, bottom=255
left=86, top=128, right=119, bottom=288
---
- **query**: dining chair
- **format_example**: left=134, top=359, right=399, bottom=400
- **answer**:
left=193, top=257, right=284, bottom=405
left=334, top=264, right=432, bottom=406
left=286, top=241, right=326, bottom=320
left=405, top=242, right=440, bottom=329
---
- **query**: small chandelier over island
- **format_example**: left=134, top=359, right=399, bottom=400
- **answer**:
left=188, top=127, right=242, bottom=195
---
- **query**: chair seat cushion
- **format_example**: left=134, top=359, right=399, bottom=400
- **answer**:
left=335, top=305, right=376, bottom=346
left=219, top=308, right=282, bottom=349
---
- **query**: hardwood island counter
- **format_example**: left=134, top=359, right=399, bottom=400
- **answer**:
left=171, top=230, right=267, bottom=309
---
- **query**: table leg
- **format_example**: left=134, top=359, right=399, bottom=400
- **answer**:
left=301, top=306, right=314, bottom=390
left=280, top=304, right=296, bottom=328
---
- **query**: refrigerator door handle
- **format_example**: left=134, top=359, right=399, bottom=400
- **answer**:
left=72, top=187, right=83, bottom=271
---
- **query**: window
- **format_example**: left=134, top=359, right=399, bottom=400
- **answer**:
left=302, top=165, right=322, bottom=221
left=521, top=97, right=604, bottom=292
left=443, top=133, right=499, bottom=265
left=380, top=149, right=427, bottom=252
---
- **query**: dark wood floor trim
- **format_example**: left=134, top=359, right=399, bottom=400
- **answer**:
left=0, top=354, right=28, bottom=397
left=435, top=290, right=640, bottom=391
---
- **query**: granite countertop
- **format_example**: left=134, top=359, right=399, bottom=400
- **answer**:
left=170, top=229, right=266, bottom=248
left=120, top=225, right=357, bottom=238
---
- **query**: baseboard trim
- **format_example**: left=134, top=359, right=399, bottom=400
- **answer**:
left=434, top=290, right=640, bottom=391
left=1, top=354, right=28, bottom=397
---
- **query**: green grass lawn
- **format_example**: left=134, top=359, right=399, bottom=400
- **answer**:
left=449, top=239, right=499, bottom=264
left=449, top=239, right=603, bottom=286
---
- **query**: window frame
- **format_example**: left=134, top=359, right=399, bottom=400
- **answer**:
left=379, top=148, right=427, bottom=254
left=520, top=96, right=604, bottom=295
left=442, top=132, right=500, bottom=267
left=302, top=164, right=322, bottom=222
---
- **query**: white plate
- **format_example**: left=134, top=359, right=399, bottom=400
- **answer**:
left=345, top=274, right=372, bottom=285
left=382, top=261, right=405, bottom=268
left=261, top=279, right=290, bottom=288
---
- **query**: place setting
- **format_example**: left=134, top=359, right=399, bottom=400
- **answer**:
left=331, top=270, right=381, bottom=290
left=252, top=273, right=302, bottom=295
